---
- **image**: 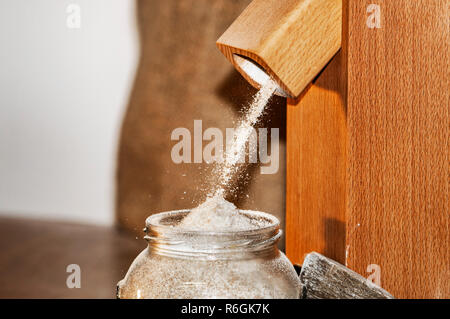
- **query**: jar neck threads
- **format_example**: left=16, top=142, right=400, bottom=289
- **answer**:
left=144, top=209, right=281, bottom=261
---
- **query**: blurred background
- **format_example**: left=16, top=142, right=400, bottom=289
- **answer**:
left=0, top=0, right=138, bottom=225
left=0, top=0, right=286, bottom=298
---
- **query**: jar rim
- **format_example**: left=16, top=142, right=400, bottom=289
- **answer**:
left=144, top=209, right=281, bottom=260
left=145, top=209, right=280, bottom=236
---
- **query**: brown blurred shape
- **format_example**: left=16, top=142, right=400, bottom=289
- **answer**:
left=116, top=0, right=287, bottom=248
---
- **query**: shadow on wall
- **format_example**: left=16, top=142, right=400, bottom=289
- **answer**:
left=116, top=0, right=288, bottom=248
left=323, top=218, right=346, bottom=264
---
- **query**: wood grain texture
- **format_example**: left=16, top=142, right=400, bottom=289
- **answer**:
left=217, top=0, right=342, bottom=98
left=286, top=0, right=448, bottom=298
left=300, top=252, right=393, bottom=299
left=286, top=52, right=347, bottom=265
left=345, top=0, right=449, bottom=298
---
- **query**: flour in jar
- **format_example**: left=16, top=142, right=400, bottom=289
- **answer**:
left=178, top=195, right=268, bottom=232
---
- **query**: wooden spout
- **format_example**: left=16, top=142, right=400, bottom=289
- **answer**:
left=216, top=0, right=342, bottom=98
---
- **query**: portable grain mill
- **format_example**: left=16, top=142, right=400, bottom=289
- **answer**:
left=216, top=0, right=448, bottom=299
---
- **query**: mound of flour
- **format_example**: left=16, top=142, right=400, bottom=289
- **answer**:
left=178, top=195, right=265, bottom=232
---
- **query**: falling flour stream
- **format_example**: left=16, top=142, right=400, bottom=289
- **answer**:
left=178, top=78, right=278, bottom=231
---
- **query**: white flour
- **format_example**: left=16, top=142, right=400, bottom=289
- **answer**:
left=180, top=79, right=278, bottom=232
left=178, top=194, right=266, bottom=231
left=212, top=79, right=278, bottom=198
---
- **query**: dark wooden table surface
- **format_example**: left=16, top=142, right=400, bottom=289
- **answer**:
left=0, top=217, right=145, bottom=298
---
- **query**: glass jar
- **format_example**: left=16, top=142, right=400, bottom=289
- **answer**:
left=117, top=209, right=301, bottom=299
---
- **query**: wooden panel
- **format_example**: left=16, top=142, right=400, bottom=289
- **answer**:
left=286, top=0, right=448, bottom=298
left=286, top=51, right=347, bottom=265
left=346, top=0, right=449, bottom=298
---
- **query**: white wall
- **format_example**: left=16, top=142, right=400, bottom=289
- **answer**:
left=0, top=0, right=139, bottom=225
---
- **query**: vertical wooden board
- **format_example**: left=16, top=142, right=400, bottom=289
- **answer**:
left=286, top=52, right=347, bottom=265
left=346, top=0, right=449, bottom=298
